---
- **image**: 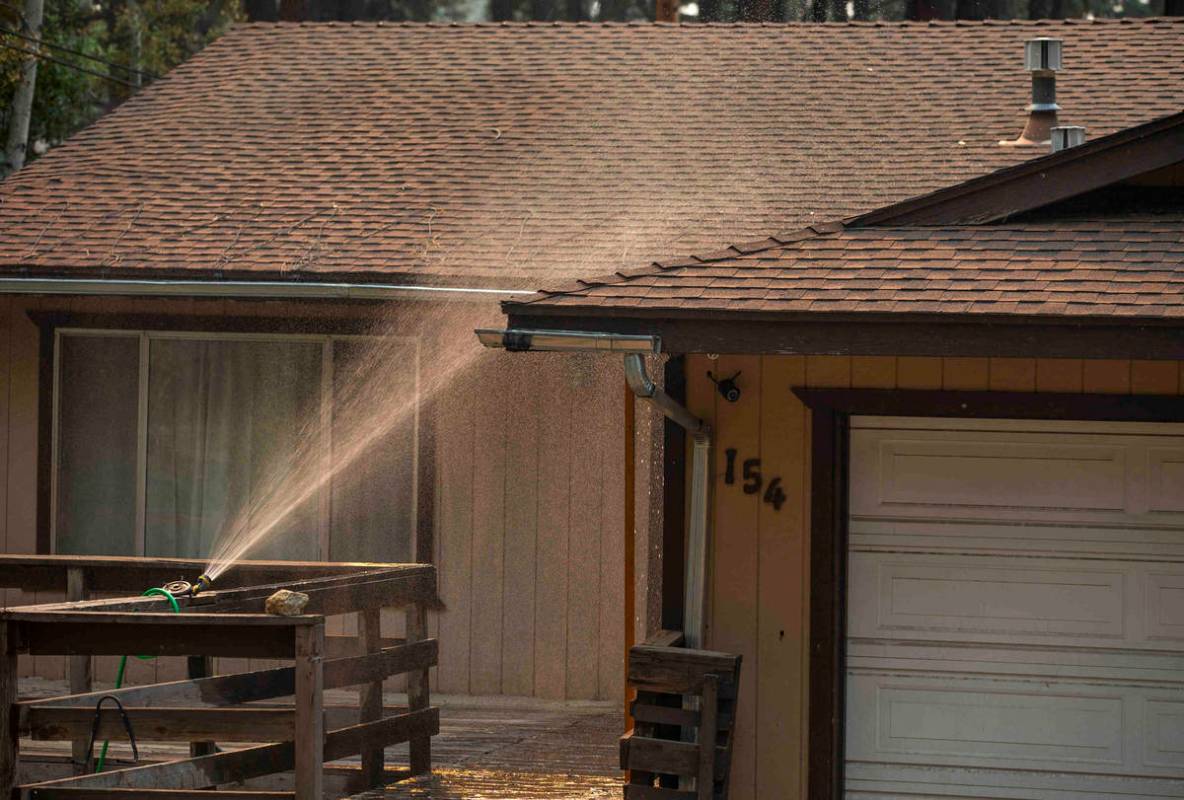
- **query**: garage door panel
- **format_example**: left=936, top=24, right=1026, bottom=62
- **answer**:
left=850, top=427, right=1184, bottom=527
left=851, top=519, right=1184, bottom=560
left=851, top=553, right=1184, bottom=650
left=846, top=762, right=1184, bottom=800
left=1149, top=447, right=1184, bottom=513
left=848, top=672, right=1184, bottom=778
left=847, top=419, right=1184, bottom=800
left=847, top=676, right=1126, bottom=770
left=847, top=641, right=1184, bottom=685
left=1146, top=698, right=1184, bottom=769
left=850, top=554, right=1127, bottom=641
left=1147, top=572, right=1184, bottom=642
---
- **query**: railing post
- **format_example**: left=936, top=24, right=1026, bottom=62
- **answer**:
left=359, top=609, right=384, bottom=787
left=187, top=656, right=216, bottom=758
left=294, top=622, right=325, bottom=800
left=698, top=674, right=719, bottom=800
left=405, top=601, right=430, bottom=775
left=0, top=621, right=17, bottom=799
left=65, top=567, right=92, bottom=771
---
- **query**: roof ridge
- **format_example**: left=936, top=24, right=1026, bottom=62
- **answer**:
left=232, top=17, right=1184, bottom=28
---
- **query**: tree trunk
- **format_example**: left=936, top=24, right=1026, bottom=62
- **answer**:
left=904, top=0, right=939, bottom=17
left=3, top=0, right=44, bottom=175
left=738, top=0, right=775, bottom=19
left=1028, top=0, right=1064, bottom=17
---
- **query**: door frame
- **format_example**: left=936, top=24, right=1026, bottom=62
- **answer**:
left=791, top=388, right=1184, bottom=800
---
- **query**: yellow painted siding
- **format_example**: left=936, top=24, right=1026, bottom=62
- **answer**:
left=690, top=356, right=1184, bottom=800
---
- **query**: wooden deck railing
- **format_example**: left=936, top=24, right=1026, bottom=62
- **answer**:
left=0, top=557, right=438, bottom=800
left=620, top=630, right=741, bottom=800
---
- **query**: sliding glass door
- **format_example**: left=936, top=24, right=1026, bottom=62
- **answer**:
left=52, top=329, right=419, bottom=564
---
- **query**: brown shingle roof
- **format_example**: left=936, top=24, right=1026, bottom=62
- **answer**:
left=1, top=20, right=1183, bottom=288
left=510, top=213, right=1184, bottom=320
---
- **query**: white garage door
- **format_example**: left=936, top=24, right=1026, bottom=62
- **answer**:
left=846, top=417, right=1184, bottom=800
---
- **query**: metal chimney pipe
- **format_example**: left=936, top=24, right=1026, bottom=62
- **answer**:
left=1002, top=38, right=1063, bottom=146
left=1050, top=125, right=1086, bottom=153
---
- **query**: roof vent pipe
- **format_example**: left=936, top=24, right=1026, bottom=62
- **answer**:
left=1050, top=125, right=1086, bottom=153
left=1001, top=37, right=1063, bottom=146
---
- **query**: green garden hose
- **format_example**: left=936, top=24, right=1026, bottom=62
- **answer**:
left=94, top=586, right=181, bottom=773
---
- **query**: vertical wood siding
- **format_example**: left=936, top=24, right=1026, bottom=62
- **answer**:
left=0, top=298, right=627, bottom=703
left=686, top=354, right=1184, bottom=800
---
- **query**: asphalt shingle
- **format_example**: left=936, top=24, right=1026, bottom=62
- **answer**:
left=1, top=20, right=1183, bottom=288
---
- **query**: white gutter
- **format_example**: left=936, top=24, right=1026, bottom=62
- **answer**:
left=0, top=277, right=532, bottom=299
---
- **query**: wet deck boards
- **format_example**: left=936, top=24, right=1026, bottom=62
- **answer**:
left=19, top=680, right=623, bottom=799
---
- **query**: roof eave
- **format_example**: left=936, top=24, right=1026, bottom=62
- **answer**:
left=504, top=306, right=1184, bottom=361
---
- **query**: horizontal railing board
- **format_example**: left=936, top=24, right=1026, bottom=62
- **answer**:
left=628, top=645, right=741, bottom=695
left=25, top=707, right=296, bottom=743
left=629, top=701, right=700, bottom=729
left=323, top=640, right=437, bottom=690
left=620, top=734, right=725, bottom=777
left=323, top=635, right=403, bottom=660
left=210, top=573, right=437, bottom=618
left=323, top=707, right=439, bottom=762
left=10, top=619, right=300, bottom=658
left=16, top=566, right=434, bottom=619
left=20, top=707, right=438, bottom=792
left=21, top=664, right=296, bottom=710
left=21, top=703, right=411, bottom=741
left=22, top=644, right=433, bottom=713
left=0, top=554, right=393, bottom=594
left=25, top=788, right=294, bottom=799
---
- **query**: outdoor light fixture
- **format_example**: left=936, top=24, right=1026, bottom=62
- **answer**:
left=475, top=328, right=660, bottom=354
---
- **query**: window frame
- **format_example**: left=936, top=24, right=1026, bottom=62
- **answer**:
left=49, top=326, right=421, bottom=563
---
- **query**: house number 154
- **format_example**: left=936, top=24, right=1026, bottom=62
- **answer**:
left=723, top=448, right=787, bottom=511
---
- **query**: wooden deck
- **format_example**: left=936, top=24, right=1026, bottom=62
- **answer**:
left=20, top=680, right=623, bottom=799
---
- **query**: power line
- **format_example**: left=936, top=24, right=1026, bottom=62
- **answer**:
left=0, top=26, right=159, bottom=80
left=0, top=40, right=139, bottom=88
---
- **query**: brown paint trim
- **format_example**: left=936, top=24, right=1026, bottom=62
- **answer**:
left=623, top=380, right=636, bottom=727
left=504, top=314, right=1184, bottom=361
left=35, top=320, right=54, bottom=554
left=415, top=393, right=437, bottom=567
left=27, top=311, right=387, bottom=337
left=850, top=110, right=1184, bottom=227
left=793, top=388, right=1184, bottom=800
left=806, top=406, right=847, bottom=800
left=30, top=310, right=438, bottom=566
left=660, top=355, right=687, bottom=632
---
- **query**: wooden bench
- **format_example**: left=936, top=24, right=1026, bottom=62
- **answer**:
left=619, top=631, right=741, bottom=800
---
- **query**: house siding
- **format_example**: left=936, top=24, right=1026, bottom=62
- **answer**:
left=684, top=353, right=1184, bottom=800
left=0, top=295, right=643, bottom=703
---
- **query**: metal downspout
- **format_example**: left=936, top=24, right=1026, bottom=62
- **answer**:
left=623, top=354, right=711, bottom=650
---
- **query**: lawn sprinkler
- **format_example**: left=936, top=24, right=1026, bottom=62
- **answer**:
left=160, top=573, right=214, bottom=598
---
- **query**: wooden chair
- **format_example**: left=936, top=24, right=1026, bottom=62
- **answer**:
left=619, top=631, right=742, bottom=800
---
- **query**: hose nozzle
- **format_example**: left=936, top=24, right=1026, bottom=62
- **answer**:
left=191, top=574, right=213, bottom=596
